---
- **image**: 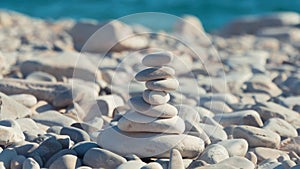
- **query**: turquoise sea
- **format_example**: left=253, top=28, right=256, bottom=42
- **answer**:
left=1, top=0, right=300, bottom=31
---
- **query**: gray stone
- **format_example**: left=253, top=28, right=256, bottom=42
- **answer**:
left=9, top=94, right=37, bottom=108
left=244, top=75, right=282, bottom=97
left=263, top=118, right=298, bottom=138
left=198, top=144, right=229, bottom=164
left=44, top=149, right=77, bottom=168
left=60, top=126, right=90, bottom=143
left=200, top=123, right=227, bottom=143
left=135, top=67, right=175, bottom=82
left=0, top=120, right=25, bottom=146
left=0, top=148, right=17, bottom=169
left=0, top=79, right=75, bottom=108
left=217, top=139, right=248, bottom=157
left=13, top=142, right=39, bottom=156
left=253, top=102, right=300, bottom=128
left=0, top=92, right=32, bottom=120
left=69, top=20, right=148, bottom=52
left=233, top=125, right=281, bottom=148
left=49, top=154, right=81, bottom=169
left=142, top=52, right=173, bottom=67
left=71, top=141, right=99, bottom=158
left=25, top=71, right=57, bottom=82
left=168, top=149, right=184, bottom=169
left=146, top=78, right=179, bottom=92
left=20, top=51, right=101, bottom=82
left=29, top=137, right=62, bottom=165
left=22, top=158, right=40, bottom=169
left=97, top=126, right=205, bottom=158
left=32, top=110, right=76, bottom=127
left=83, top=148, right=127, bottom=168
left=213, top=110, right=263, bottom=127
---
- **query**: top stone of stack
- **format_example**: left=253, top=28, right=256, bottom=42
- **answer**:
left=142, top=51, right=174, bottom=67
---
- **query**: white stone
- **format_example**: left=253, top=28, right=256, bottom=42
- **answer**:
left=217, top=139, right=248, bottom=157
left=263, top=118, right=297, bottom=137
left=143, top=90, right=170, bottom=105
left=198, top=144, right=229, bottom=164
left=129, top=96, right=178, bottom=118
left=117, top=115, right=185, bottom=134
left=135, top=67, right=175, bottom=82
left=146, top=78, right=179, bottom=92
left=213, top=110, right=263, bottom=127
left=142, top=52, right=174, bottom=67
left=97, top=126, right=205, bottom=158
left=232, top=125, right=281, bottom=148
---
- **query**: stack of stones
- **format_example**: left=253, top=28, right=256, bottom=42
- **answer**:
left=117, top=51, right=185, bottom=134
left=97, top=52, right=204, bottom=158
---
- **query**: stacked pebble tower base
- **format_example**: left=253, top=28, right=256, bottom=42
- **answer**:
left=97, top=52, right=205, bottom=158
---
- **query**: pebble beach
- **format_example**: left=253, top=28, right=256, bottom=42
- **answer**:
left=0, top=10, right=299, bottom=169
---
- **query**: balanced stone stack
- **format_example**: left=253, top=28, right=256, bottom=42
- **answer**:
left=118, top=51, right=185, bottom=134
left=97, top=52, right=205, bottom=158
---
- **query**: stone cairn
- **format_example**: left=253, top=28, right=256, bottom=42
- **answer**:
left=117, top=51, right=185, bottom=134
left=98, top=52, right=204, bottom=158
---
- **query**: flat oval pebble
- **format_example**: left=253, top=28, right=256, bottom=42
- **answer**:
left=32, top=110, right=76, bottom=127
left=232, top=125, right=281, bottom=148
left=49, top=154, right=81, bottom=169
left=142, top=52, right=174, bottom=67
left=198, top=144, right=229, bottom=164
left=143, top=89, right=170, bottom=105
left=135, top=67, right=175, bottom=82
left=217, top=139, right=248, bottom=157
left=71, top=141, right=99, bottom=158
left=60, top=126, right=90, bottom=143
left=97, top=126, right=205, bottom=158
left=213, top=110, right=263, bottom=127
left=118, top=116, right=185, bottom=134
left=146, top=78, right=179, bottom=92
left=129, top=96, right=178, bottom=118
left=252, top=147, right=289, bottom=163
left=117, top=160, right=147, bottom=169
left=263, top=118, right=298, bottom=137
left=83, top=148, right=127, bottom=168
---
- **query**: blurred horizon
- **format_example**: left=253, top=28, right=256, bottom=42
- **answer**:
left=1, top=0, right=300, bottom=31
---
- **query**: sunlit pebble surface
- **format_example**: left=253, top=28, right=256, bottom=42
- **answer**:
left=0, top=10, right=299, bottom=169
